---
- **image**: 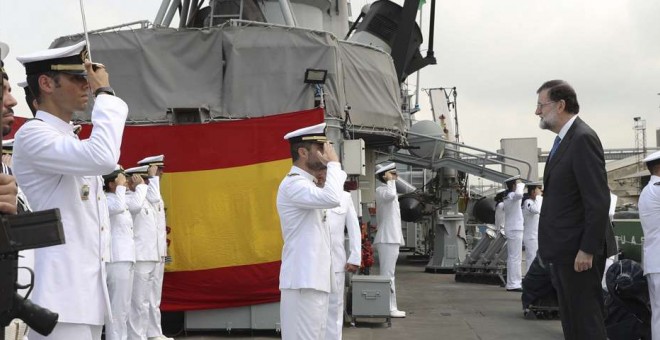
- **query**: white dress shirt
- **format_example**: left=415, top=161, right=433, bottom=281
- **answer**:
left=106, top=186, right=136, bottom=263
left=522, top=196, right=543, bottom=238
left=327, top=191, right=362, bottom=272
left=127, top=183, right=159, bottom=262
left=374, top=180, right=404, bottom=245
left=277, top=162, right=347, bottom=293
left=503, top=182, right=525, bottom=232
left=146, top=176, right=167, bottom=258
left=12, top=95, right=128, bottom=325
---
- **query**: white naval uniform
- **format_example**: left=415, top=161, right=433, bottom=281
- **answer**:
left=522, top=196, right=542, bottom=272
left=374, top=180, right=405, bottom=313
left=126, top=184, right=159, bottom=340
left=502, top=182, right=525, bottom=289
left=324, top=191, right=361, bottom=340
left=494, top=202, right=505, bottom=232
left=12, top=95, right=127, bottom=339
left=105, top=185, right=136, bottom=340
left=277, top=162, right=347, bottom=340
left=637, top=175, right=660, bottom=340
left=145, top=176, right=167, bottom=338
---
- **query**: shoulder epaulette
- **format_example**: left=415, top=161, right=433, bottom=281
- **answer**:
left=287, top=173, right=300, bottom=177
left=654, top=182, right=660, bottom=186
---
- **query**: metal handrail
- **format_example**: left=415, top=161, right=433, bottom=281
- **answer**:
left=402, top=129, right=533, bottom=179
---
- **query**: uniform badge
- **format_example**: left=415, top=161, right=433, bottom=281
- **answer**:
left=81, top=184, right=90, bottom=200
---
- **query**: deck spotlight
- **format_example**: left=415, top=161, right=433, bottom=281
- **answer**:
left=303, top=69, right=327, bottom=84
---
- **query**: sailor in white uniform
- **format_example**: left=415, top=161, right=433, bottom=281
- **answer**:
left=374, top=163, right=406, bottom=318
left=124, top=166, right=159, bottom=340
left=637, top=150, right=660, bottom=340
left=103, top=166, right=136, bottom=340
left=277, top=123, right=347, bottom=340
left=313, top=168, right=361, bottom=340
left=12, top=41, right=127, bottom=340
left=502, top=175, right=525, bottom=291
left=522, top=182, right=543, bottom=272
left=136, top=155, right=172, bottom=340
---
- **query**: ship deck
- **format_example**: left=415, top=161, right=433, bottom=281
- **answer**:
left=171, top=253, right=564, bottom=340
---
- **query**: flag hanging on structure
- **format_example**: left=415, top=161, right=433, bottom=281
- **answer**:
left=118, top=108, right=325, bottom=311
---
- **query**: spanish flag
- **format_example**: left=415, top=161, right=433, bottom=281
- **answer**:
left=118, top=108, right=324, bottom=310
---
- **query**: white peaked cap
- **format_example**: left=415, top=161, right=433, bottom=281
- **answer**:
left=17, top=41, right=88, bottom=76
left=375, top=162, right=396, bottom=175
left=124, top=165, right=150, bottom=176
left=138, top=154, right=165, bottom=166
left=283, top=123, right=327, bottom=143
left=643, top=150, right=660, bottom=164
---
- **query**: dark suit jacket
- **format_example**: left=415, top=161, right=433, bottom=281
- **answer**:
left=538, top=117, right=612, bottom=264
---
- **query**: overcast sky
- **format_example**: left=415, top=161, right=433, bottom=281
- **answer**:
left=1, top=0, right=659, bottom=154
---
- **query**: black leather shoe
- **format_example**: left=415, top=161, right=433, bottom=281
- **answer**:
left=506, top=288, right=523, bottom=292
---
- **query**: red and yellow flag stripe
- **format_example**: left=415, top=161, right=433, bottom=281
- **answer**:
left=118, top=108, right=324, bottom=310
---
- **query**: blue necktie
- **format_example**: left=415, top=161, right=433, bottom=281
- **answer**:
left=548, top=136, right=561, bottom=160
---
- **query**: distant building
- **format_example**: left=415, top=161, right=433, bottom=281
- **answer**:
left=606, top=154, right=652, bottom=208
left=499, top=137, right=539, bottom=182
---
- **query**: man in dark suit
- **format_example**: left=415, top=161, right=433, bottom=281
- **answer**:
left=536, top=80, right=610, bottom=340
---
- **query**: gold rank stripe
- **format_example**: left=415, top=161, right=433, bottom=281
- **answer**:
left=50, top=64, right=85, bottom=71
left=301, top=135, right=327, bottom=141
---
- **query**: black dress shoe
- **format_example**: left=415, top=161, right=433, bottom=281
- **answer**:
left=506, top=288, right=523, bottom=292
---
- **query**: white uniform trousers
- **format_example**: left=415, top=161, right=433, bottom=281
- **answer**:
left=105, top=262, right=134, bottom=340
left=505, top=230, right=523, bottom=289
left=648, top=273, right=660, bottom=340
left=324, top=272, right=346, bottom=340
left=146, top=261, right=165, bottom=337
left=376, top=243, right=400, bottom=312
left=29, top=323, right=102, bottom=340
left=280, top=289, right=329, bottom=340
left=522, top=232, right=538, bottom=272
left=128, top=261, right=158, bottom=340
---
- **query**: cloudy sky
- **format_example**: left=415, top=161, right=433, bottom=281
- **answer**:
left=1, top=0, right=659, bottom=154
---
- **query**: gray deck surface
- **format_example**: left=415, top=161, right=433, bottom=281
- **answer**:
left=167, top=254, right=564, bottom=339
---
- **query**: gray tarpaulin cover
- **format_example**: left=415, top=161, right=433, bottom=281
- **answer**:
left=338, top=41, right=402, bottom=133
left=52, top=28, right=224, bottom=122
left=50, top=24, right=403, bottom=135
left=221, top=26, right=344, bottom=118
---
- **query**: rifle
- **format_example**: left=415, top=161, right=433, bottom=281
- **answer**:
left=0, top=209, right=65, bottom=337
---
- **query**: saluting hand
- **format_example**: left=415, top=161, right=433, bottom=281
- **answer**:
left=115, top=173, right=127, bottom=187
left=317, top=142, right=339, bottom=164
left=147, top=165, right=158, bottom=177
left=0, top=174, right=18, bottom=215
left=384, top=171, right=398, bottom=181
left=84, top=60, right=110, bottom=94
left=132, top=174, right=144, bottom=185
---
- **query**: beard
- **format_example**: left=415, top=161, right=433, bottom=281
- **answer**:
left=538, top=110, right=558, bottom=130
left=306, top=158, right=326, bottom=172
